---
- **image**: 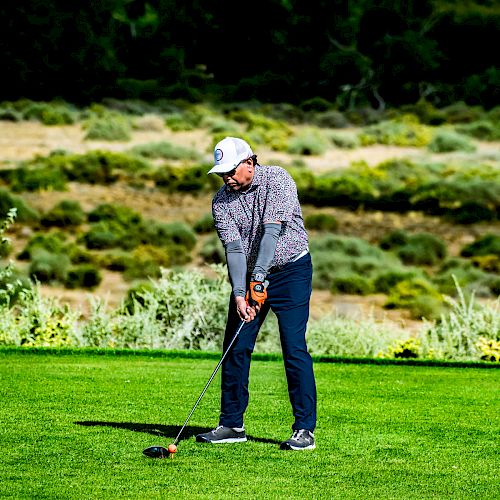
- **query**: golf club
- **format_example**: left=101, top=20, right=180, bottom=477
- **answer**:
left=143, top=319, right=247, bottom=459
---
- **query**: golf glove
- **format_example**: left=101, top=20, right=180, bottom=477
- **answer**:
left=247, top=280, right=268, bottom=308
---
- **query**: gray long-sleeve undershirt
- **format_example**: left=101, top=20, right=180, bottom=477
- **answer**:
left=225, top=223, right=281, bottom=297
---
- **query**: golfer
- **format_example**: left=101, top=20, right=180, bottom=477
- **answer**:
left=196, top=136, right=317, bottom=450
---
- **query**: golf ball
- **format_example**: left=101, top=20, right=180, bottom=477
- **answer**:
left=168, top=444, right=177, bottom=454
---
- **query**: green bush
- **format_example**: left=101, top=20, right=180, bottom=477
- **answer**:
left=433, top=259, right=497, bottom=298
left=325, top=131, right=360, bottom=149
left=299, top=97, right=334, bottom=112
left=440, top=101, right=485, bottom=124
left=83, top=113, right=132, bottom=141
left=331, top=274, right=373, bottom=295
left=82, top=220, right=134, bottom=250
left=64, top=151, right=150, bottom=183
left=41, top=200, right=86, bottom=227
left=455, top=120, right=500, bottom=142
left=0, top=189, right=39, bottom=222
left=18, top=233, right=67, bottom=260
left=380, top=231, right=447, bottom=265
left=373, top=268, right=425, bottom=294
left=129, top=141, right=202, bottom=161
left=304, top=212, right=338, bottom=231
left=311, top=110, right=349, bottom=129
left=199, top=234, right=225, bottom=265
left=287, top=128, right=328, bottom=155
left=460, top=234, right=500, bottom=258
left=144, top=221, right=197, bottom=251
left=28, top=249, right=70, bottom=283
left=427, top=130, right=476, bottom=153
left=0, top=107, right=23, bottom=122
left=310, top=235, right=399, bottom=290
left=0, top=162, right=68, bottom=192
left=359, top=115, right=433, bottom=147
left=193, top=214, right=215, bottom=234
left=20, top=100, right=78, bottom=125
left=122, top=245, right=173, bottom=280
left=398, top=99, right=447, bottom=125
left=88, top=203, right=142, bottom=226
left=64, top=264, right=102, bottom=289
left=153, top=165, right=220, bottom=193
left=385, top=277, right=444, bottom=320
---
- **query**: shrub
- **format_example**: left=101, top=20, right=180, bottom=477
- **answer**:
left=312, top=110, right=349, bottom=129
left=28, top=249, right=70, bottom=283
left=380, top=231, right=447, bottom=265
left=440, top=101, right=484, bottom=124
left=385, top=277, right=444, bottom=320
left=455, top=120, right=500, bottom=142
left=0, top=285, right=80, bottom=347
left=420, top=279, right=500, bottom=361
left=359, top=115, right=433, bottom=147
left=0, top=107, right=23, bottom=122
left=306, top=313, right=405, bottom=358
left=460, top=234, right=500, bottom=258
left=121, top=245, right=173, bottom=281
left=373, top=268, right=425, bottom=294
left=81, top=220, right=134, bottom=250
left=325, top=131, right=360, bottom=149
left=0, top=189, right=39, bottom=222
left=304, top=212, right=338, bottom=231
left=199, top=234, right=225, bottom=265
left=41, top=200, right=86, bottom=227
left=132, top=114, right=165, bottom=131
left=64, top=150, right=149, bottom=183
left=83, top=113, right=132, bottom=141
left=0, top=162, right=68, bottom=192
left=129, top=141, right=202, bottom=161
left=18, top=232, right=67, bottom=260
left=434, top=258, right=498, bottom=298
left=20, top=100, right=78, bottom=125
left=164, top=108, right=205, bottom=131
left=154, top=164, right=219, bottom=193
left=193, top=213, right=215, bottom=234
left=287, top=128, right=328, bottom=155
left=427, top=130, right=476, bottom=153
left=202, top=116, right=240, bottom=135
left=299, top=97, right=334, bottom=112
left=331, top=274, right=373, bottom=295
left=64, top=264, right=102, bottom=289
left=144, top=221, right=197, bottom=251
left=88, top=203, right=142, bottom=226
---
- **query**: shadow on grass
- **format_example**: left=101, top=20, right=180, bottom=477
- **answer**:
left=75, top=421, right=280, bottom=445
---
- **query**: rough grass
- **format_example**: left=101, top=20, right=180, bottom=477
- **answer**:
left=1, top=351, right=498, bottom=499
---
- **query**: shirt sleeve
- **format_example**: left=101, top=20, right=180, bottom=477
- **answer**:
left=262, top=168, right=298, bottom=223
left=212, top=198, right=240, bottom=246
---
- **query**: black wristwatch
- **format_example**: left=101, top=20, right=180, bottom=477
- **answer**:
left=252, top=272, right=266, bottom=282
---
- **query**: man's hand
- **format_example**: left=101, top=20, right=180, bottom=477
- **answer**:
left=246, top=281, right=268, bottom=310
left=235, top=296, right=257, bottom=323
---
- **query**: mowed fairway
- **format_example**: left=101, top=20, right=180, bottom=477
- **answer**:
left=1, top=351, right=498, bottom=499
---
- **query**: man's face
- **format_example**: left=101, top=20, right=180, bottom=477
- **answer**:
left=218, top=158, right=254, bottom=191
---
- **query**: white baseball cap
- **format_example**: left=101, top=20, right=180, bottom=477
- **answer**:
left=208, top=137, right=254, bottom=174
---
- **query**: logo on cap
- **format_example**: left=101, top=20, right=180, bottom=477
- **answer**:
left=215, top=148, right=223, bottom=162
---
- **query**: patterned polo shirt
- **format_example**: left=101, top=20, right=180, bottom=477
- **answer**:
left=212, top=165, right=309, bottom=273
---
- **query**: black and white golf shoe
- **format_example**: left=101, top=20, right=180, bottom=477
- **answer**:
left=196, top=425, right=247, bottom=443
left=280, top=429, right=316, bottom=450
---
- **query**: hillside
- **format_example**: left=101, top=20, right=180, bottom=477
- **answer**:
left=1, top=111, right=499, bottom=335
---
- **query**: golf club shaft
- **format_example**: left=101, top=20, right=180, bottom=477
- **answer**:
left=173, top=319, right=246, bottom=445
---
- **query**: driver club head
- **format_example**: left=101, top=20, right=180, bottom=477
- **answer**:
left=143, top=445, right=170, bottom=459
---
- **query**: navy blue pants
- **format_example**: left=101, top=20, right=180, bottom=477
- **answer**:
left=219, top=253, right=317, bottom=432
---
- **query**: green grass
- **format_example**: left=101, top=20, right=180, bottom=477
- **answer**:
left=1, top=351, right=499, bottom=499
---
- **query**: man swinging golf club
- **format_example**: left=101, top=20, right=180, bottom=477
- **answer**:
left=196, top=136, right=317, bottom=451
